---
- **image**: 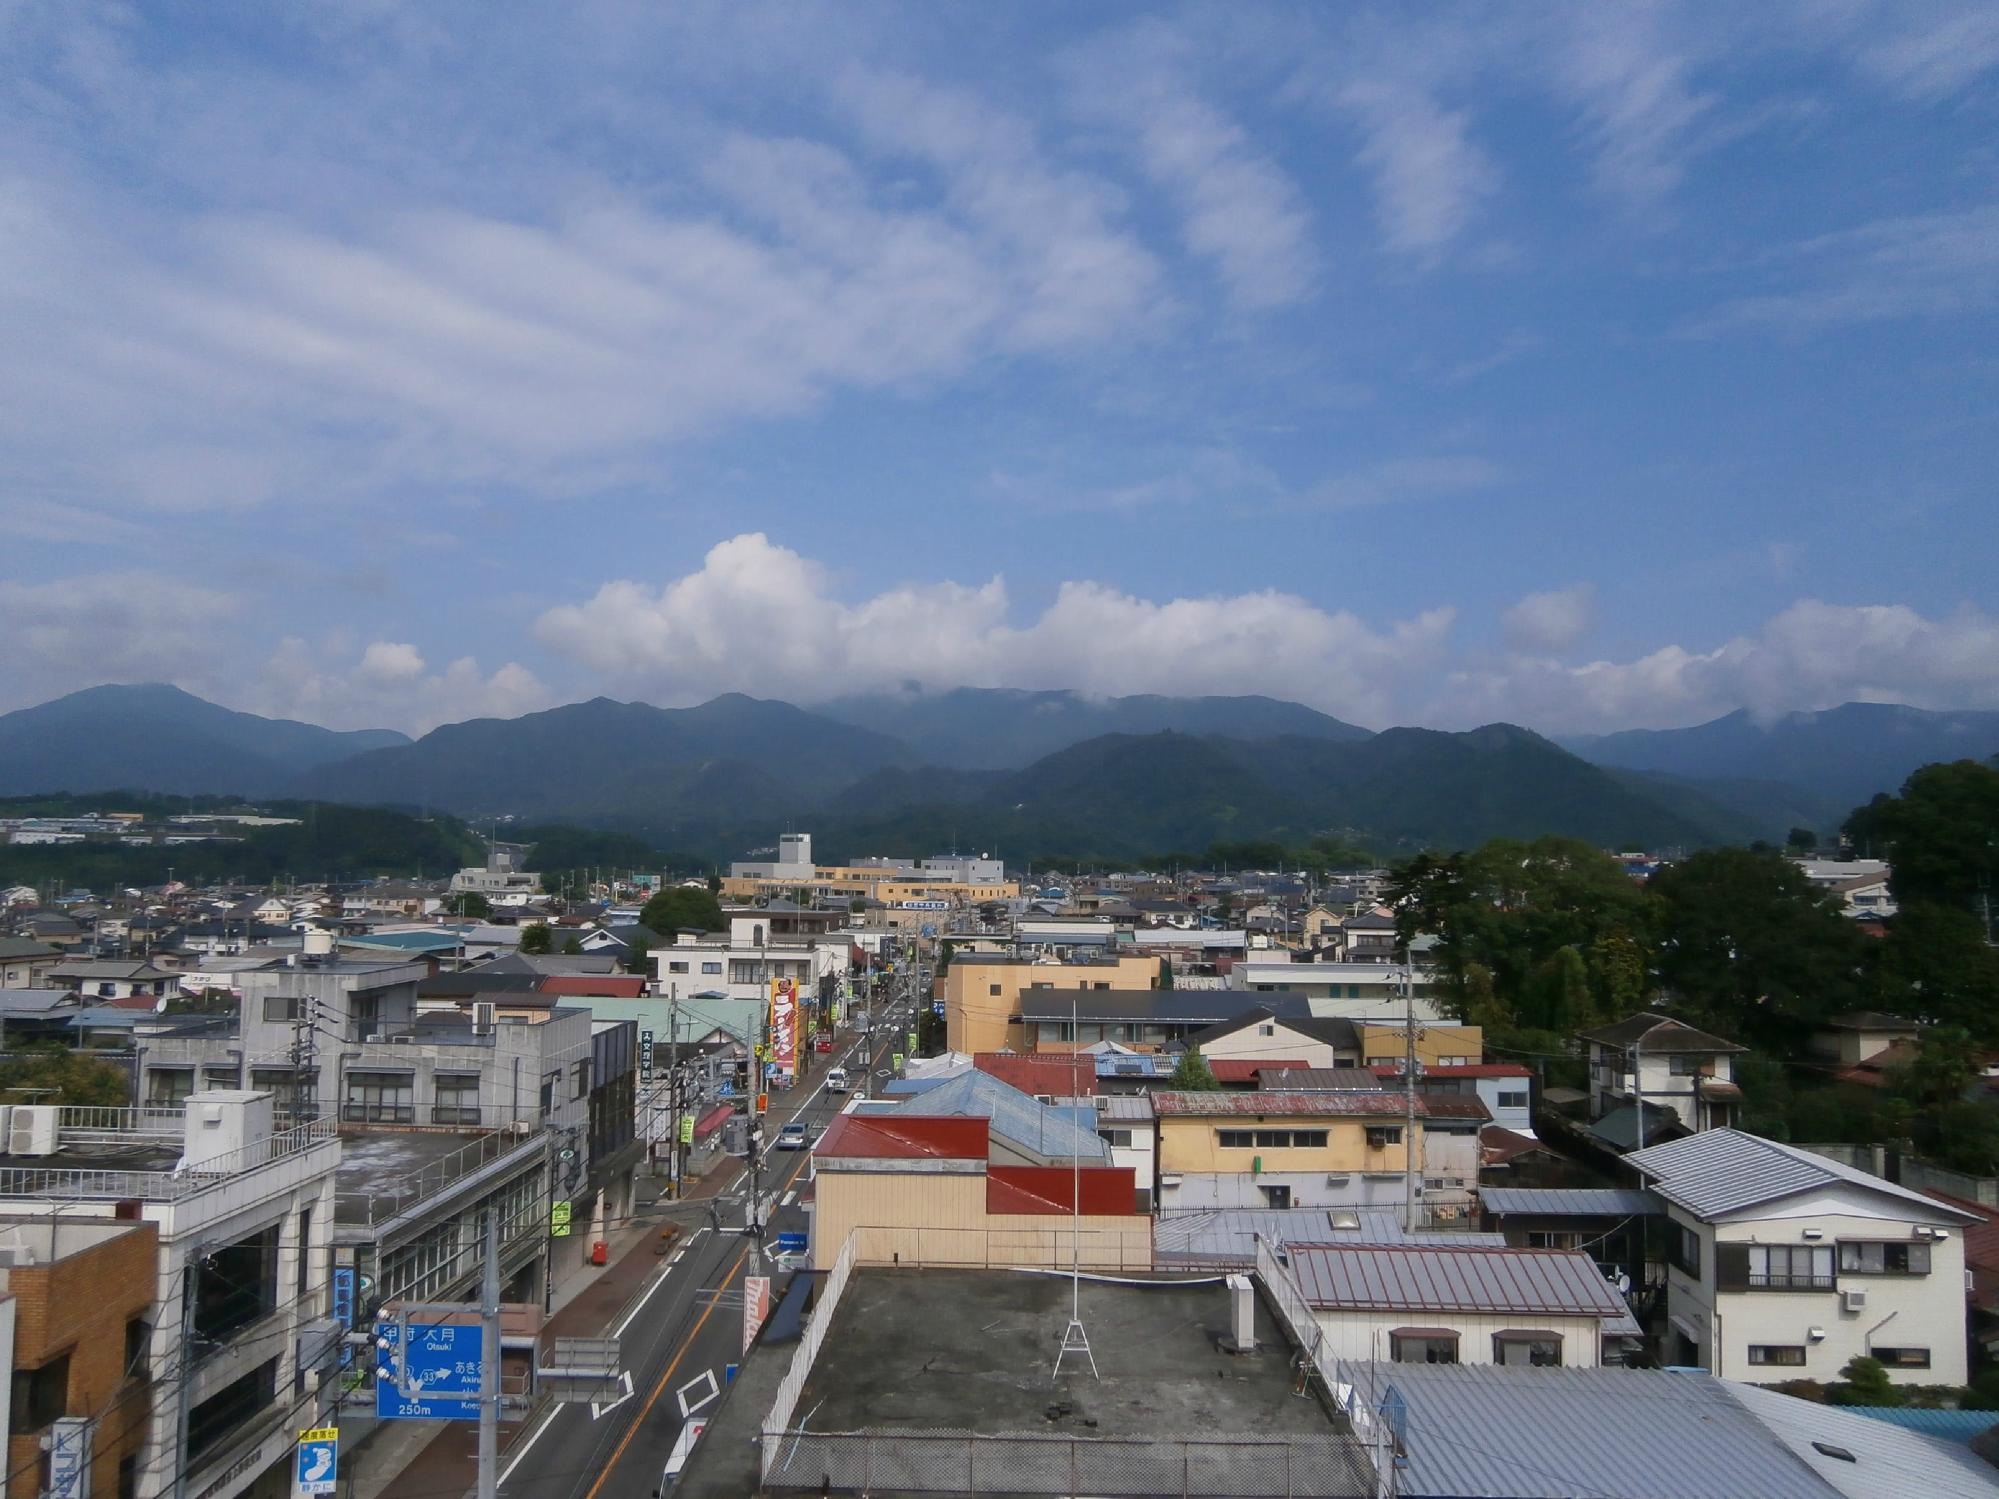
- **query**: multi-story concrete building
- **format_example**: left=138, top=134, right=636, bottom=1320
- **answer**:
left=943, top=952, right=1162, bottom=1054
left=1630, top=1129, right=1978, bottom=1385
left=0, top=1215, right=159, bottom=1499
left=0, top=1094, right=340, bottom=1499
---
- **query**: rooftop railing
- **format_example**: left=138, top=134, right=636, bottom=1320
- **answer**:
left=0, top=1115, right=338, bottom=1202
left=333, top=1121, right=545, bottom=1226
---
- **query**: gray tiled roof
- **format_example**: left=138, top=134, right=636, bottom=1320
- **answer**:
left=1285, top=1243, right=1633, bottom=1322
left=1339, top=1362, right=1841, bottom=1499
left=891, top=1071, right=1109, bottom=1164
left=1627, top=1129, right=1981, bottom=1223
left=1578, top=1011, right=1747, bottom=1053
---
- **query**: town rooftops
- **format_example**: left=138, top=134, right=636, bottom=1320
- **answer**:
left=1822, top=1010, right=1922, bottom=1031
left=1182, top=1006, right=1359, bottom=1049
left=47, top=960, right=180, bottom=981
left=810, top=1112, right=989, bottom=1163
left=1577, top=1011, right=1747, bottom=1053
left=1370, top=1061, right=1533, bottom=1081
left=538, top=974, right=647, bottom=999
left=1156, top=1207, right=1505, bottom=1263
left=0, top=937, right=60, bottom=960
left=1151, top=1089, right=1489, bottom=1121
left=890, top=1071, right=1110, bottom=1162
left=971, top=1050, right=1097, bottom=1097
left=1284, top=1242, right=1637, bottom=1326
left=1628, top=1128, right=1984, bottom=1223
left=1260, top=1066, right=1385, bottom=1091
left=1015, top=989, right=1242, bottom=1025
left=1211, top=1057, right=1310, bottom=1083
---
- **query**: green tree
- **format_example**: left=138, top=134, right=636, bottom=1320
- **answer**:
left=1157, top=957, right=1175, bottom=991
left=1872, top=902, right=1999, bottom=1036
left=518, top=922, right=553, bottom=955
left=560, top=934, right=585, bottom=955
left=1587, top=932, right=1650, bottom=1021
left=1649, top=847, right=1866, bottom=1048
left=1847, top=760, right=1999, bottom=911
left=706, top=873, right=723, bottom=896
left=444, top=890, right=492, bottom=918
left=639, top=886, right=726, bottom=939
left=1830, top=1356, right=1905, bottom=1408
left=1215, top=892, right=1236, bottom=924
left=1786, top=827, right=1818, bottom=852
left=1169, top=1046, right=1222, bottom=1091
left=1521, top=945, right=1590, bottom=1032
left=849, top=897, right=866, bottom=915
left=0, top=1044, right=129, bottom=1107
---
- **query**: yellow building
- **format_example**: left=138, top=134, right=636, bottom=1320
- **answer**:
left=944, top=952, right=1163, bottom=1053
left=1151, top=1089, right=1489, bottom=1213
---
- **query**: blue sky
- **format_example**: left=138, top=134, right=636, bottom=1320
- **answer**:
left=3, top=2, right=1996, bottom=736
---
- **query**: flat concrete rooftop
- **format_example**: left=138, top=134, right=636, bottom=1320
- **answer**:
left=332, top=1126, right=535, bottom=1226
left=815, top=1269, right=1333, bottom=1440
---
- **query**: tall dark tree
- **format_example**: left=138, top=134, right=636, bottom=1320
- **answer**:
left=1649, top=847, right=1866, bottom=1046
left=518, top=922, right=553, bottom=955
left=1870, top=902, right=1999, bottom=1037
left=1846, top=760, right=1999, bottom=912
left=639, top=886, right=726, bottom=938
left=444, top=891, right=491, bottom=918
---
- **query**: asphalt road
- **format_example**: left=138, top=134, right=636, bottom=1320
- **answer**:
left=496, top=982, right=924, bottom=1499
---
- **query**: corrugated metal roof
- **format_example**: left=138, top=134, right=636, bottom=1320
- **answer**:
left=1211, top=1057, right=1310, bottom=1082
left=1286, top=1243, right=1631, bottom=1319
left=1723, top=1381, right=1999, bottom=1499
left=1627, top=1129, right=1981, bottom=1223
left=1151, top=1089, right=1488, bottom=1120
left=1261, top=1067, right=1384, bottom=1091
left=1155, top=1208, right=1504, bottom=1262
left=1339, top=1362, right=1838, bottom=1499
left=892, top=1071, right=1109, bottom=1163
left=1832, top=1406, right=1999, bottom=1445
left=1093, top=1093, right=1154, bottom=1121
left=1480, top=1188, right=1665, bottom=1218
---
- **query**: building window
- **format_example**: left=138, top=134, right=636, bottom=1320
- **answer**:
left=989, top=984, right=1002, bottom=996
left=1257, top=1024, right=1275, bottom=1037
left=1748, top=1346, right=1807, bottom=1367
left=1496, top=1090, right=1529, bottom=1109
left=343, top=1070, right=415, bottom=1123
left=185, top=1358, right=277, bottom=1462
left=572, top=1059, right=591, bottom=1099
left=433, top=1073, right=481, bottom=1125
left=1365, top=1126, right=1404, bottom=1150
left=1872, top=1347, right=1931, bottom=1369
left=1493, top=1332, right=1562, bottom=1367
left=667, top=961, right=689, bottom=974
left=1527, top=1231, right=1582, bottom=1250
left=702, top=962, right=723, bottom=975
left=1671, top=1224, right=1701, bottom=1278
left=262, top=995, right=301, bottom=1022
left=126, top=1316, right=150, bottom=1376
left=541, top=1071, right=559, bottom=1115
left=10, top=1352, right=70, bottom=1431
left=1747, top=1244, right=1834, bottom=1290
left=250, top=1067, right=317, bottom=1116
left=1261, top=1184, right=1292, bottom=1208
left=1100, top=1129, right=1133, bottom=1148
left=1216, top=1128, right=1328, bottom=1149
left=1839, top=1241, right=1931, bottom=1276
left=1668, top=1054, right=1713, bottom=1076
left=146, top=1067, right=196, bottom=1108
left=1390, top=1332, right=1459, bottom=1365
left=203, top=1063, right=241, bottom=1089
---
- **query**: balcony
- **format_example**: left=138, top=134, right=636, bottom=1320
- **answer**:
left=1747, top=1273, right=1836, bottom=1292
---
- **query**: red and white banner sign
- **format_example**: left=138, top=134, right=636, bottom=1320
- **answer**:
left=770, top=979, right=797, bottom=1075
left=743, top=1275, right=771, bottom=1354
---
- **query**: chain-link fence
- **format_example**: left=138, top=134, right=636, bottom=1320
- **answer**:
left=761, top=1428, right=1377, bottom=1496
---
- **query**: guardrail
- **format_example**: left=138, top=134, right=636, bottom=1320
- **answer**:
left=333, top=1123, right=545, bottom=1226
left=763, top=1230, right=858, bottom=1478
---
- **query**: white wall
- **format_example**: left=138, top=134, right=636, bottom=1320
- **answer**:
left=1309, top=1307, right=1611, bottom=1368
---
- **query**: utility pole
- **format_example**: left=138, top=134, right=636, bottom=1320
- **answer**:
left=667, top=985, right=682, bottom=1195
left=477, top=1209, right=500, bottom=1499
left=1401, top=950, right=1419, bottom=1235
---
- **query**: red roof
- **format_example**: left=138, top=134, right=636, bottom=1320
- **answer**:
left=987, top=1165, right=1140, bottom=1217
left=973, top=1052, right=1097, bottom=1097
left=1370, top=1063, right=1531, bottom=1080
left=1926, top=1191, right=1999, bottom=1309
left=814, top=1113, right=989, bottom=1161
left=1480, top=1125, right=1548, bottom=1165
left=693, top=1103, right=734, bottom=1138
left=538, top=975, right=647, bottom=998
left=1212, top=1058, right=1309, bottom=1083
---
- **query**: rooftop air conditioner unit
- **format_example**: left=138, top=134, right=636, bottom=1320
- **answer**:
left=9, top=1105, right=59, bottom=1157
left=506, top=1121, right=534, bottom=1139
left=1841, top=1289, right=1868, bottom=1313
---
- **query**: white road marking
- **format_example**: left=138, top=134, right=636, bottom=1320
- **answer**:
left=591, top=1370, right=636, bottom=1421
left=611, top=1258, right=679, bottom=1339
left=497, top=1405, right=562, bottom=1487
left=780, top=1190, right=796, bottom=1208
left=675, top=1368, right=720, bottom=1418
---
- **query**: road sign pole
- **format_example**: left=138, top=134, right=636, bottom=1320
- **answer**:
left=478, top=1209, right=500, bottom=1499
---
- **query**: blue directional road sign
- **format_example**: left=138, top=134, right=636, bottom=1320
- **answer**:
left=374, top=1321, right=482, bottom=1420
left=295, top=1427, right=338, bottom=1495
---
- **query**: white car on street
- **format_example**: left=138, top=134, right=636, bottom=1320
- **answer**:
left=775, top=1121, right=812, bottom=1150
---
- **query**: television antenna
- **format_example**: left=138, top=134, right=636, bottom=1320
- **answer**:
left=1054, top=991, right=1097, bottom=1380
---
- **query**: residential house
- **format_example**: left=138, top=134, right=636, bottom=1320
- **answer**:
left=1274, top=1242, right=1639, bottom=1368
left=1628, top=1128, right=1978, bottom=1384
left=1092, top=1093, right=1157, bottom=1212
left=1182, top=1004, right=1486, bottom=1075
left=0, top=936, right=60, bottom=988
left=1150, top=1089, right=1488, bottom=1213
left=1580, top=1012, right=1746, bottom=1134
left=1810, top=1011, right=1925, bottom=1067
left=1372, top=1061, right=1534, bottom=1133
left=46, top=960, right=182, bottom=1008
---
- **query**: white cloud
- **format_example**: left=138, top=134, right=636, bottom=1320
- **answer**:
left=1340, top=80, right=1497, bottom=258
left=1502, top=584, right=1597, bottom=654
left=252, top=638, right=550, bottom=735
left=1543, top=4, right=1719, bottom=209
left=1440, top=599, right=1999, bottom=732
left=535, top=532, right=1451, bottom=725
left=1689, top=205, right=1999, bottom=335
left=1065, top=31, right=1319, bottom=308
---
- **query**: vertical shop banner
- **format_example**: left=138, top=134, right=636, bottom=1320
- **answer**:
left=770, top=979, right=797, bottom=1076
left=743, top=1275, right=772, bottom=1354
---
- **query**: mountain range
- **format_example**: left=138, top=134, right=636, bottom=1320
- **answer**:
left=4, top=683, right=1996, bottom=862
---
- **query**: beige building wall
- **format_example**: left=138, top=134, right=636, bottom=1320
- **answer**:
left=1309, top=1307, right=1612, bottom=1368
left=721, top=869, right=1017, bottom=904
left=944, top=955, right=1160, bottom=1054
left=1360, top=1023, right=1484, bottom=1068
left=812, top=1166, right=1151, bottom=1271
left=1192, top=1023, right=1342, bottom=1070
left=1155, top=1115, right=1418, bottom=1177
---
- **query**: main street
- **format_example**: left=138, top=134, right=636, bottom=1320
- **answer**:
left=494, top=969, right=926, bottom=1499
